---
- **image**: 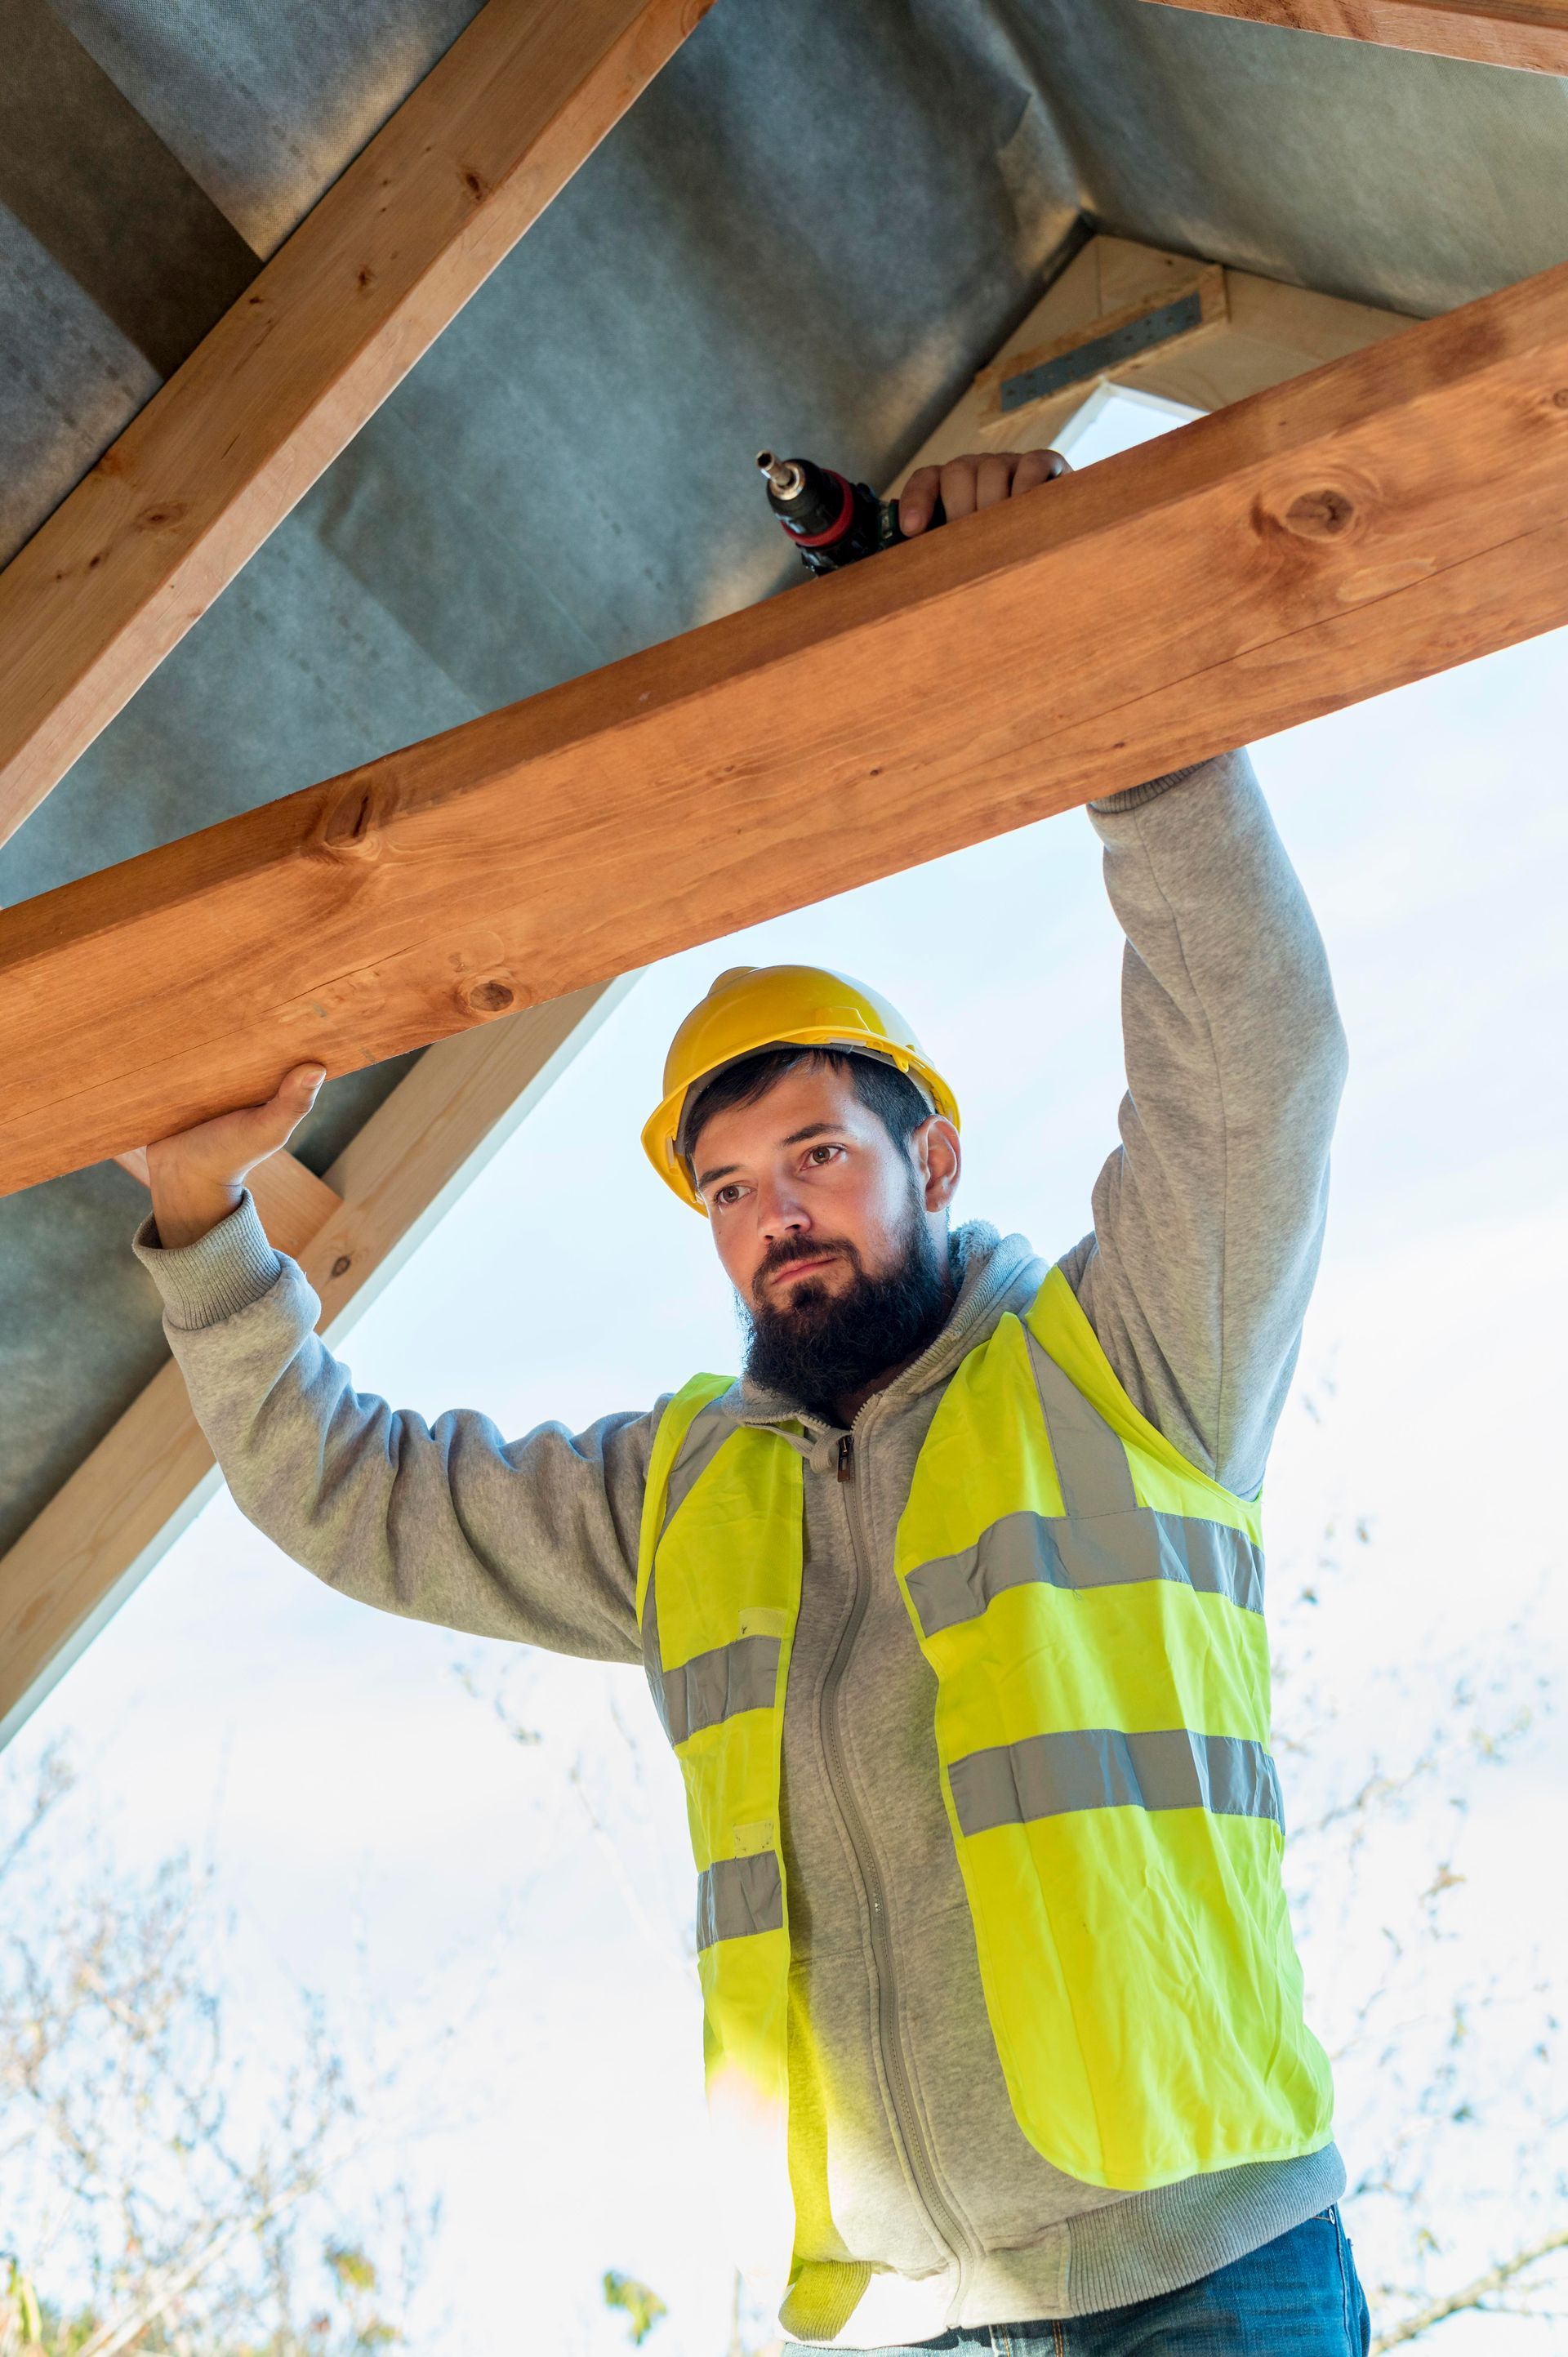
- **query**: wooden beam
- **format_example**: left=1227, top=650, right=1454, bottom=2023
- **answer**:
left=1138, top=0, right=1568, bottom=74
left=6, top=254, right=1568, bottom=1199
left=114, top=1145, right=341, bottom=1262
left=0, top=0, right=712, bottom=849
left=0, top=980, right=633, bottom=1751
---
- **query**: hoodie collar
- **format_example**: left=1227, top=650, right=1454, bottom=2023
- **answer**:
left=727, top=1220, right=1045, bottom=1447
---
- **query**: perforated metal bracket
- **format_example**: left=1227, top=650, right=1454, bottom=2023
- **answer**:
left=979, top=264, right=1228, bottom=424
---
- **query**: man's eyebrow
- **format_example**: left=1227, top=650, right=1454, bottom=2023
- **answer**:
left=695, top=1160, right=739, bottom=1191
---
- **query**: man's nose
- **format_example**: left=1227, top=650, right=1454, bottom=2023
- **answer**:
left=756, top=1177, right=808, bottom=1239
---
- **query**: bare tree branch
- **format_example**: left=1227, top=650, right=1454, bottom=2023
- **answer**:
left=1371, top=2226, right=1568, bottom=2350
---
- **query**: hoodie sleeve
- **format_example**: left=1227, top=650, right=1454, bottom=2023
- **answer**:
left=1058, top=749, right=1348, bottom=1499
left=131, top=1192, right=653, bottom=1664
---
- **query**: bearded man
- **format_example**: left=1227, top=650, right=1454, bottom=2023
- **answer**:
left=133, top=448, right=1364, bottom=2355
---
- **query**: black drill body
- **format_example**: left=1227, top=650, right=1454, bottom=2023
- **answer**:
left=757, top=450, right=945, bottom=575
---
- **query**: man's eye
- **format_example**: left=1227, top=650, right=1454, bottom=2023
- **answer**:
left=806, top=1144, right=840, bottom=1166
left=714, top=1183, right=742, bottom=1206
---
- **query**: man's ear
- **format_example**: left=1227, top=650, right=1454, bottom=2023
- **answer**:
left=913, top=1116, right=961, bottom=1213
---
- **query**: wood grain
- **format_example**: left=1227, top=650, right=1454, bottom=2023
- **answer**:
left=0, top=981, right=629, bottom=1749
left=1138, top=0, right=1568, bottom=72
left=0, top=0, right=712, bottom=847
left=6, top=255, right=1568, bottom=1198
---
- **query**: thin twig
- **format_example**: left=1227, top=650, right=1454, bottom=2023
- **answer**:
left=1371, top=2224, right=1568, bottom=2350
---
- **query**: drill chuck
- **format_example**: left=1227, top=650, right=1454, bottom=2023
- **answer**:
left=757, top=448, right=943, bottom=576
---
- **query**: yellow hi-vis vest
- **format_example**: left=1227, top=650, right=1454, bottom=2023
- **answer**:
left=635, top=1265, right=1334, bottom=2324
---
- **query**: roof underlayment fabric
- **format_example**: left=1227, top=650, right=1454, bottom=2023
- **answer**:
left=2, top=0, right=1566, bottom=1558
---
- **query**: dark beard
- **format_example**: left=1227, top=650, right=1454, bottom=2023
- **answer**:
left=742, top=1190, right=952, bottom=1423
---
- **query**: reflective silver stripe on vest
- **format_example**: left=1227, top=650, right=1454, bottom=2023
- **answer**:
left=906, top=1507, right=1263, bottom=1637
left=662, top=1397, right=735, bottom=1536
left=696, top=1851, right=784, bottom=1950
left=639, top=1575, right=666, bottom=1725
left=949, top=1727, right=1282, bottom=1835
left=659, top=1632, right=781, bottom=1746
left=642, top=1397, right=744, bottom=1739
left=1025, top=1330, right=1138, bottom=1517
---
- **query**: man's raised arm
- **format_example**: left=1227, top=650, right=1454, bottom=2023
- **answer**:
left=132, top=1067, right=651, bottom=1663
left=1061, top=751, right=1349, bottom=1499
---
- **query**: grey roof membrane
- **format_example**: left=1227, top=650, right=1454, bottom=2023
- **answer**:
left=2, top=0, right=1566, bottom=1558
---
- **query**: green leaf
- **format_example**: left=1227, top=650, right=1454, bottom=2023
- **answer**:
left=326, top=2243, right=380, bottom=2294
left=602, top=2269, right=668, bottom=2346
left=5, top=2259, right=45, bottom=2346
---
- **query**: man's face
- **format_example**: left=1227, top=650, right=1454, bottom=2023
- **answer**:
left=690, top=1063, right=960, bottom=1319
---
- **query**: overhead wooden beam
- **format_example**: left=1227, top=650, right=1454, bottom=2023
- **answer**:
left=0, top=980, right=632, bottom=1751
left=0, top=0, right=712, bottom=849
left=6, top=252, right=1568, bottom=1198
left=1138, top=0, right=1568, bottom=74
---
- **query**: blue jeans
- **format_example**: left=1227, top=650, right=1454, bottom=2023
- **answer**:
left=797, top=2208, right=1372, bottom=2355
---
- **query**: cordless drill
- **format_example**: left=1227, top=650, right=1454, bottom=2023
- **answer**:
left=757, top=449, right=946, bottom=576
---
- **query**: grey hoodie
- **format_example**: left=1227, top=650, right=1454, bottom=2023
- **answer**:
left=131, top=751, right=1350, bottom=2346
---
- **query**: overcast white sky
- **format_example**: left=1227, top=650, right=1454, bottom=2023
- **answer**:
left=8, top=391, right=1567, bottom=2355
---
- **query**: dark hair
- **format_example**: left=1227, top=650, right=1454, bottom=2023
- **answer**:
left=682, top=1047, right=932, bottom=1170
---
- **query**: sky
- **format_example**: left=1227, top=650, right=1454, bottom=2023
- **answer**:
left=6, top=388, right=1567, bottom=2355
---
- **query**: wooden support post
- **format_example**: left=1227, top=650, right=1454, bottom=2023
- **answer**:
left=0, top=980, right=632, bottom=1750
left=1138, top=0, right=1568, bottom=74
left=0, top=0, right=713, bottom=847
left=5, top=256, right=1568, bottom=1199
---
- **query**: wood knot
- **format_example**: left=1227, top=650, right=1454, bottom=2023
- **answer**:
left=1552, top=388, right=1568, bottom=412
left=460, top=165, right=488, bottom=203
left=1282, top=488, right=1356, bottom=540
left=357, top=264, right=375, bottom=291
left=463, top=978, right=514, bottom=1016
left=320, top=785, right=381, bottom=853
left=139, top=502, right=189, bottom=531
left=331, top=1254, right=353, bottom=1279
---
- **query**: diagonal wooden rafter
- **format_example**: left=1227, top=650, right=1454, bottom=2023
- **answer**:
left=1138, top=0, right=1568, bottom=74
left=0, top=0, right=713, bottom=849
left=5, top=252, right=1568, bottom=1201
left=0, top=979, right=633, bottom=1750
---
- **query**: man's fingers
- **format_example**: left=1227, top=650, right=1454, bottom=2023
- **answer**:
left=252, top=1065, right=327, bottom=1158
left=227, top=1070, right=325, bottom=1169
left=938, top=456, right=983, bottom=522
left=900, top=443, right=1070, bottom=532
left=902, top=447, right=1071, bottom=536
left=898, top=465, right=942, bottom=535
left=975, top=452, right=1018, bottom=510
left=1013, top=447, right=1071, bottom=493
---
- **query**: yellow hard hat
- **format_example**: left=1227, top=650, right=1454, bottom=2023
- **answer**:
left=642, top=963, right=960, bottom=1212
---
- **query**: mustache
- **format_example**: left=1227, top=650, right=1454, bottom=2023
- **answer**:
left=751, top=1235, right=860, bottom=1303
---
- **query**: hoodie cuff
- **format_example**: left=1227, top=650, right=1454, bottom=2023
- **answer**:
left=1088, top=759, right=1218, bottom=815
left=131, top=1187, right=285, bottom=1330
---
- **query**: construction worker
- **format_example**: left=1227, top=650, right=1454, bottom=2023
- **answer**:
left=132, top=448, right=1367, bottom=2355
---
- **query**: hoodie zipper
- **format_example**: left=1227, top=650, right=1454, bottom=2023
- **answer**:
left=820, top=1420, right=978, bottom=2292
